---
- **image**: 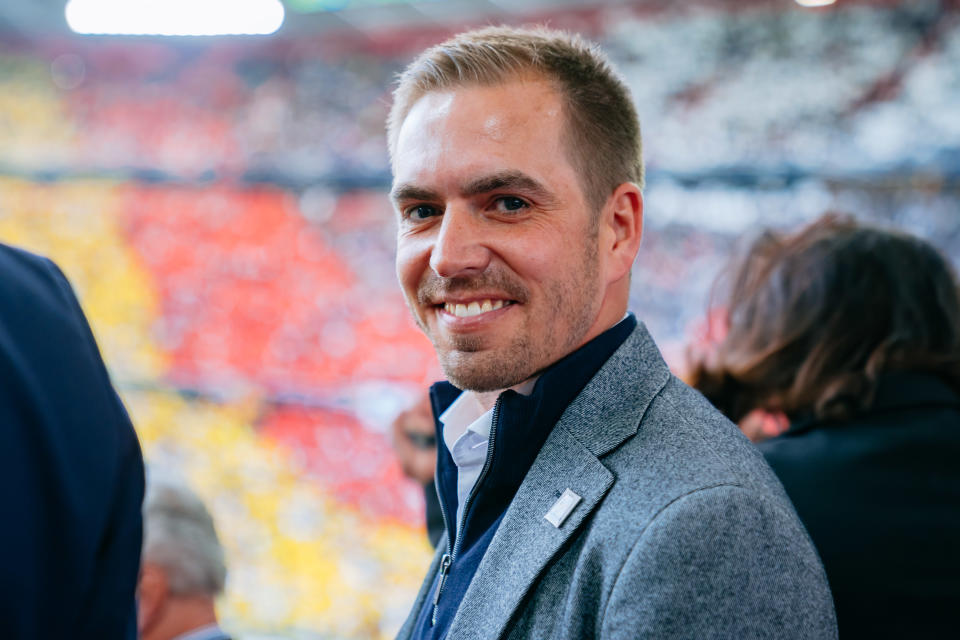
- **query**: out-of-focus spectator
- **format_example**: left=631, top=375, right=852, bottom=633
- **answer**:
left=138, top=479, right=230, bottom=640
left=690, top=213, right=960, bottom=639
left=391, top=394, right=444, bottom=547
left=0, top=243, right=144, bottom=639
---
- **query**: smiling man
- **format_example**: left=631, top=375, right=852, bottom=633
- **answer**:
left=387, top=26, right=837, bottom=640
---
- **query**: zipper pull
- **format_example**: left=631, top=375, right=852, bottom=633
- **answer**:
left=431, top=553, right=453, bottom=626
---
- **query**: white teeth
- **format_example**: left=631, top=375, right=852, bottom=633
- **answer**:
left=443, top=299, right=508, bottom=318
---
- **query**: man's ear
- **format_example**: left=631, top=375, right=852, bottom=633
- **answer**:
left=601, top=182, right=643, bottom=282
left=137, top=563, right=169, bottom=636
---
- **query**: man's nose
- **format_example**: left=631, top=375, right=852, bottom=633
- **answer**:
left=429, top=206, right=490, bottom=278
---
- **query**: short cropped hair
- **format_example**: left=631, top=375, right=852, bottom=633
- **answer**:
left=387, top=25, right=643, bottom=211
left=690, top=213, right=960, bottom=423
left=142, top=480, right=226, bottom=597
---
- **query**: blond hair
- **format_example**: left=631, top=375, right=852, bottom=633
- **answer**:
left=387, top=25, right=643, bottom=211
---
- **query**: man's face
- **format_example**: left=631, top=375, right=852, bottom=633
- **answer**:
left=391, top=78, right=612, bottom=391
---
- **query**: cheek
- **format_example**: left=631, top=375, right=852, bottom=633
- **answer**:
left=395, top=238, right=428, bottom=295
left=515, top=239, right=580, bottom=282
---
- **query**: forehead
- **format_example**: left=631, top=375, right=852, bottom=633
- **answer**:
left=391, top=79, right=574, bottom=190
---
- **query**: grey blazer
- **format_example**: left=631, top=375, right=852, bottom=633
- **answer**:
left=397, top=323, right=837, bottom=639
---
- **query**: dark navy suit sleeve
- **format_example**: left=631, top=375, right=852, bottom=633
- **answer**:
left=0, top=244, right=145, bottom=639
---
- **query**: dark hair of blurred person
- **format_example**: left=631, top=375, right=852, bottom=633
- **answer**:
left=690, top=213, right=960, bottom=639
left=138, top=479, right=231, bottom=640
left=0, top=243, right=144, bottom=639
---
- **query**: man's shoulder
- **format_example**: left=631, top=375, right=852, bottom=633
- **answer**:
left=569, top=375, right=815, bottom=599
left=0, top=242, right=131, bottom=437
left=0, top=241, right=59, bottom=277
left=0, top=242, right=75, bottom=317
left=556, top=321, right=794, bottom=536
left=521, top=367, right=835, bottom=639
left=593, top=374, right=792, bottom=526
left=0, top=241, right=49, bottom=269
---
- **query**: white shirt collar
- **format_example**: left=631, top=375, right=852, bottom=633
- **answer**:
left=438, top=378, right=539, bottom=536
left=438, top=378, right=539, bottom=447
left=439, top=391, right=489, bottom=453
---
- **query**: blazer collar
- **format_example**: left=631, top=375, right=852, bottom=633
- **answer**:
left=444, top=322, right=672, bottom=640
left=559, top=321, right=673, bottom=457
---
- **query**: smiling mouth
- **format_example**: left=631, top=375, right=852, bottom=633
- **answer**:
left=441, top=299, right=515, bottom=318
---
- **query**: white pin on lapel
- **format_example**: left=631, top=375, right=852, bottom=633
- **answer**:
left=544, top=488, right=582, bottom=528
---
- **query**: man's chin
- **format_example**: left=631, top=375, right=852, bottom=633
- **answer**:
left=432, top=332, right=488, bottom=354
left=439, top=351, right=532, bottom=392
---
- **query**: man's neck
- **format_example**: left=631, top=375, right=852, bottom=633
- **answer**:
left=471, top=312, right=629, bottom=412
left=473, top=390, right=503, bottom=412
left=473, top=377, right=539, bottom=412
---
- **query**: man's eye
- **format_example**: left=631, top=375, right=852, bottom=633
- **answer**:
left=406, top=205, right=440, bottom=221
left=494, top=197, right=528, bottom=213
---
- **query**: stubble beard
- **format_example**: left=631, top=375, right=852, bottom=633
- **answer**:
left=417, top=236, right=601, bottom=393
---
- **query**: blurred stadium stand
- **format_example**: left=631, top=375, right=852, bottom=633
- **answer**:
left=0, top=0, right=958, bottom=637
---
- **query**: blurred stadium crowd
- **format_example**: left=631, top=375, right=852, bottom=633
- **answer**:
left=0, top=0, right=958, bottom=637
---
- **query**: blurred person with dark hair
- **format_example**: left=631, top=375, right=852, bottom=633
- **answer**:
left=0, top=243, right=144, bottom=638
left=690, top=213, right=960, bottom=638
left=391, top=394, right=445, bottom=547
left=138, top=479, right=230, bottom=640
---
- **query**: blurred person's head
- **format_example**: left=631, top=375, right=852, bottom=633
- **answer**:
left=138, top=479, right=226, bottom=640
left=391, top=393, right=437, bottom=486
left=690, top=213, right=960, bottom=430
left=389, top=26, right=644, bottom=394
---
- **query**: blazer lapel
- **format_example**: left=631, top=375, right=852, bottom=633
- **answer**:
left=562, top=322, right=672, bottom=458
left=444, top=323, right=671, bottom=640
left=447, top=424, right=613, bottom=640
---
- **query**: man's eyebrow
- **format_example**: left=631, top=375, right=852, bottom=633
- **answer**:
left=390, top=184, right=439, bottom=204
left=461, top=171, right=556, bottom=202
left=390, top=171, right=557, bottom=205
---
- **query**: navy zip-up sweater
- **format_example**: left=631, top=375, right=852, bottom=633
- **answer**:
left=410, top=314, right=637, bottom=640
